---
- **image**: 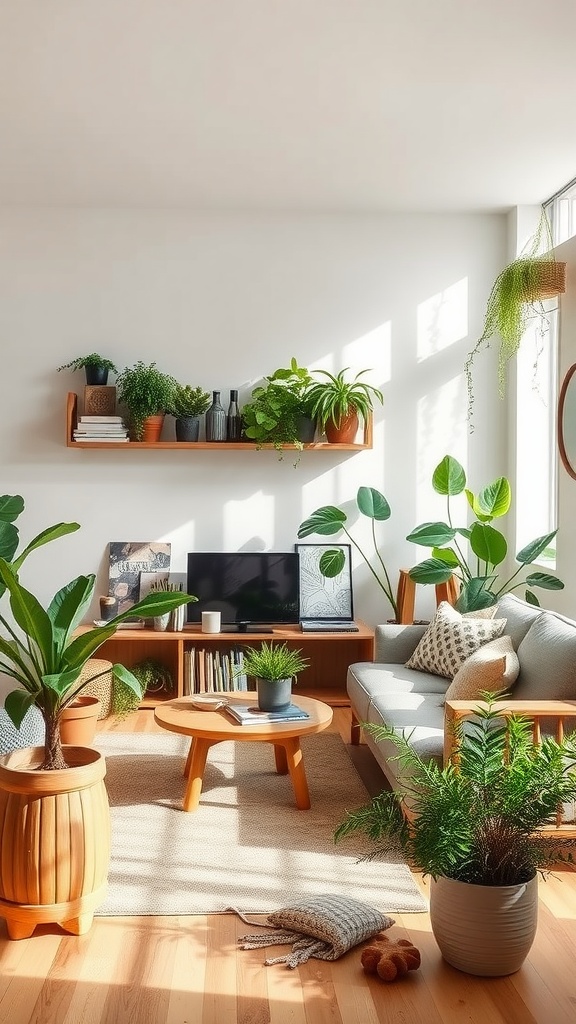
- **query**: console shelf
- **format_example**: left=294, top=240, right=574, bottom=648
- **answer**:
left=77, top=622, right=375, bottom=708
left=65, top=393, right=372, bottom=451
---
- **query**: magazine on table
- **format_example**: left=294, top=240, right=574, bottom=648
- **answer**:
left=224, top=702, right=310, bottom=725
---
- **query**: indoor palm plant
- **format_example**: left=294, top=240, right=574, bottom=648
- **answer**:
left=335, top=698, right=576, bottom=975
left=115, top=360, right=178, bottom=441
left=406, top=455, right=564, bottom=612
left=298, top=487, right=398, bottom=620
left=241, top=358, right=316, bottom=459
left=57, top=352, right=119, bottom=385
left=465, top=209, right=566, bottom=422
left=238, top=641, right=310, bottom=711
left=0, top=510, right=193, bottom=939
left=167, top=384, right=211, bottom=441
left=305, top=367, right=383, bottom=443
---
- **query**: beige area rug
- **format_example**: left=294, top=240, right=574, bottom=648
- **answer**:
left=94, top=731, right=428, bottom=917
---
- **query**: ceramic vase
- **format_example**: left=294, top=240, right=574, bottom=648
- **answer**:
left=205, top=391, right=227, bottom=442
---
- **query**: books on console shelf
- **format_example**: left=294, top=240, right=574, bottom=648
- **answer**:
left=73, top=434, right=130, bottom=442
left=224, top=702, right=310, bottom=725
left=186, top=647, right=248, bottom=694
left=79, top=415, right=124, bottom=422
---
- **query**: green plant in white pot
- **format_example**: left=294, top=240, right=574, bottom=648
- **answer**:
left=238, top=641, right=310, bottom=711
left=335, top=698, right=576, bottom=976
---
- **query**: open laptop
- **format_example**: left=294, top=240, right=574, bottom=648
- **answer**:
left=296, top=542, right=359, bottom=632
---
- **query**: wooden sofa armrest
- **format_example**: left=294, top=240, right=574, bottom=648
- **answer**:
left=444, top=699, right=576, bottom=765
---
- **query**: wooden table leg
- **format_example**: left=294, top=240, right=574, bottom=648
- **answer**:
left=274, top=743, right=288, bottom=774
left=276, top=736, right=310, bottom=810
left=184, top=738, right=195, bottom=778
left=182, top=737, right=213, bottom=812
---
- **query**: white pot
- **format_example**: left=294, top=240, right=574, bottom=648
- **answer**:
left=429, top=874, right=538, bottom=976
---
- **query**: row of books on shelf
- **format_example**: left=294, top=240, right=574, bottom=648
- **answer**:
left=73, top=414, right=129, bottom=442
left=183, top=648, right=249, bottom=695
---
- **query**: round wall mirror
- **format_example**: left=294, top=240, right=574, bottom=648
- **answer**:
left=558, top=363, right=576, bottom=480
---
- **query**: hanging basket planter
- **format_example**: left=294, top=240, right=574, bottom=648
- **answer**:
left=523, top=259, right=566, bottom=300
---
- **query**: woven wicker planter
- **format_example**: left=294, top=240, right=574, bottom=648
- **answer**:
left=524, top=260, right=567, bottom=300
left=0, top=745, right=110, bottom=939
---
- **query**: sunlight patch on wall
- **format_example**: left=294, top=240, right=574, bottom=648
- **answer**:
left=224, top=492, right=274, bottom=551
left=310, top=322, right=391, bottom=388
left=415, top=374, right=467, bottom=526
left=417, top=278, right=468, bottom=362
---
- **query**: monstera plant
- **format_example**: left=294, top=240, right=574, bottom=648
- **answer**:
left=406, top=455, right=564, bottom=612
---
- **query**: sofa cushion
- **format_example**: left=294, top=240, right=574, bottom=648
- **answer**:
left=347, top=662, right=448, bottom=721
left=374, top=623, right=429, bottom=664
left=405, top=602, right=507, bottom=680
left=444, top=635, right=520, bottom=702
left=364, top=692, right=445, bottom=782
left=514, top=612, right=576, bottom=701
left=494, top=593, right=542, bottom=650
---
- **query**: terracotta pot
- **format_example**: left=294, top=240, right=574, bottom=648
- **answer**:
left=141, top=414, right=165, bottom=443
left=59, top=695, right=101, bottom=746
left=430, top=874, right=538, bottom=976
left=325, top=410, right=359, bottom=444
left=0, top=745, right=110, bottom=939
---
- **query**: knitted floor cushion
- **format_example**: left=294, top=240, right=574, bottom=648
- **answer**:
left=230, top=895, right=395, bottom=968
left=0, top=705, right=45, bottom=755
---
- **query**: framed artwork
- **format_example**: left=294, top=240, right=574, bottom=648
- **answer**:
left=108, top=541, right=171, bottom=614
left=295, top=543, right=353, bottom=619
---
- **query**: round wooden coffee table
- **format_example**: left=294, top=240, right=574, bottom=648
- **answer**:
left=154, top=693, right=333, bottom=812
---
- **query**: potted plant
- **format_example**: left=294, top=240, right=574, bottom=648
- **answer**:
left=465, top=209, right=566, bottom=422
left=305, top=367, right=383, bottom=443
left=335, top=697, right=576, bottom=976
left=406, top=455, right=564, bottom=612
left=241, top=358, right=316, bottom=460
left=112, top=658, right=174, bottom=719
left=115, top=360, right=178, bottom=441
left=0, top=514, right=193, bottom=939
left=238, top=641, right=310, bottom=711
left=167, top=384, right=211, bottom=442
left=298, top=487, right=398, bottom=621
left=57, top=353, right=119, bottom=386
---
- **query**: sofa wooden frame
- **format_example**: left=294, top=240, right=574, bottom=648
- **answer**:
left=444, top=699, right=576, bottom=839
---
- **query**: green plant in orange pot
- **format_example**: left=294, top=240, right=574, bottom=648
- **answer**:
left=306, top=368, right=383, bottom=443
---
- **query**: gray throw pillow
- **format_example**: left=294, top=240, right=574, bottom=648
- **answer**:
left=514, top=612, right=576, bottom=701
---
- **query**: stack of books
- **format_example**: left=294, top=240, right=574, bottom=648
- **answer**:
left=224, top=702, right=310, bottom=725
left=73, top=415, right=129, bottom=443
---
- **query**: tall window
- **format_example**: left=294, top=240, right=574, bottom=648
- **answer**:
left=544, top=177, right=576, bottom=245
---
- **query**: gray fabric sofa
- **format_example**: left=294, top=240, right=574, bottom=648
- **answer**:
left=347, top=593, right=576, bottom=796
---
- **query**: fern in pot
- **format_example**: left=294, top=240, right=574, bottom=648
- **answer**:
left=116, top=360, right=178, bottom=441
left=57, top=352, right=119, bottom=386
left=335, top=697, right=576, bottom=976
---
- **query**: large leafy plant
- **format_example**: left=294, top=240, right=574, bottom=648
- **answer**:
left=298, top=487, right=397, bottom=620
left=335, top=699, right=576, bottom=885
left=406, top=455, right=563, bottom=612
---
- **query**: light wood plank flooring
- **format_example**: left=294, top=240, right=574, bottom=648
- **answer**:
left=1, top=708, right=576, bottom=1024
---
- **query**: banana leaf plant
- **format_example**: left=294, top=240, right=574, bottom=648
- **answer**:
left=406, top=455, right=564, bottom=613
left=0, top=558, right=195, bottom=770
left=298, top=486, right=398, bottom=620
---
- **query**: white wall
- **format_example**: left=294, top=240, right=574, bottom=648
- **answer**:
left=0, top=209, right=506, bottom=625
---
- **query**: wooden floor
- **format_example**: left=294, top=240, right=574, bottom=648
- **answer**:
left=2, top=708, right=576, bottom=1024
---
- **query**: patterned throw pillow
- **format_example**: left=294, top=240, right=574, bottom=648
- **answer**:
left=444, top=635, right=520, bottom=702
left=405, top=602, right=507, bottom=680
left=233, top=895, right=394, bottom=967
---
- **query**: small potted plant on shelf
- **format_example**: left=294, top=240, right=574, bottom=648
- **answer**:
left=112, top=659, right=174, bottom=718
left=238, top=641, right=310, bottom=711
left=167, top=384, right=211, bottom=442
left=334, top=697, right=576, bottom=977
left=241, top=358, right=316, bottom=462
left=57, top=353, right=119, bottom=386
left=305, top=367, right=383, bottom=443
left=406, top=455, right=564, bottom=612
left=0, top=497, right=193, bottom=939
left=115, top=360, right=178, bottom=442
left=465, top=208, right=566, bottom=424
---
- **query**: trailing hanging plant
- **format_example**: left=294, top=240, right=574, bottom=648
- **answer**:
left=464, top=209, right=566, bottom=425
left=57, top=353, right=119, bottom=375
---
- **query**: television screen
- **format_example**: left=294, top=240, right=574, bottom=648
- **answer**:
left=186, top=552, right=300, bottom=631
